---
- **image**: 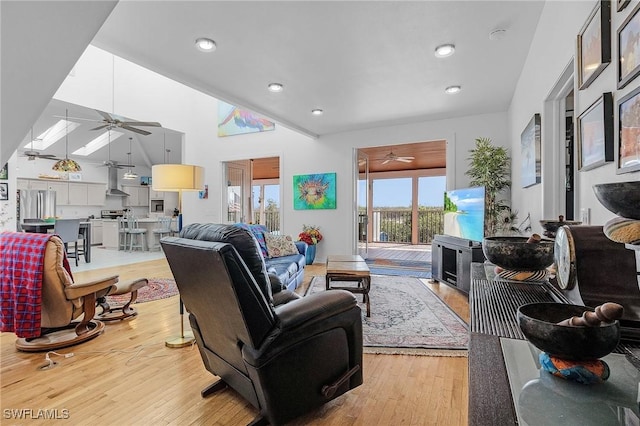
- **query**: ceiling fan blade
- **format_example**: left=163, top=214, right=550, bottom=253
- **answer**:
left=53, top=114, right=99, bottom=122
left=91, top=124, right=110, bottom=131
left=397, top=158, right=413, bottom=163
left=120, top=121, right=161, bottom=127
left=95, top=110, right=114, bottom=121
left=121, top=125, right=151, bottom=136
left=382, top=159, right=392, bottom=165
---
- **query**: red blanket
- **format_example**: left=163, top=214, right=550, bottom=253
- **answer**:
left=0, top=232, right=73, bottom=338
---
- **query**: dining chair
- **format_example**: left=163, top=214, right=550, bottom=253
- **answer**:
left=54, top=218, right=82, bottom=266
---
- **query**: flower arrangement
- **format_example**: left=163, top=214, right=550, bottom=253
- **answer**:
left=298, top=224, right=323, bottom=245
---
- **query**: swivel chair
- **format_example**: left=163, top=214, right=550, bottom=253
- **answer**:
left=0, top=232, right=118, bottom=352
left=161, top=227, right=363, bottom=426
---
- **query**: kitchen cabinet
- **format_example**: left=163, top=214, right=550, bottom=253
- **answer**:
left=122, top=185, right=149, bottom=207
left=89, top=219, right=103, bottom=245
left=17, top=179, right=106, bottom=206
left=149, top=189, right=178, bottom=215
left=102, top=219, right=119, bottom=249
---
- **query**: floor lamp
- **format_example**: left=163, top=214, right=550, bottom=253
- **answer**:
left=152, top=163, right=205, bottom=348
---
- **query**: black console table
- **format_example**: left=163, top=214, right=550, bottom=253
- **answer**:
left=431, top=235, right=484, bottom=293
left=468, top=263, right=640, bottom=426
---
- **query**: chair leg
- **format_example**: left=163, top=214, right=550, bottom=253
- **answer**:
left=247, top=415, right=269, bottom=426
left=201, top=379, right=228, bottom=397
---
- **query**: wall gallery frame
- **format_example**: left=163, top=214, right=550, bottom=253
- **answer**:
left=618, top=0, right=631, bottom=12
left=217, top=101, right=275, bottom=137
left=617, top=86, right=640, bottom=174
left=577, top=0, right=611, bottom=90
left=577, top=92, right=614, bottom=171
left=0, top=183, right=7, bottom=201
left=293, top=173, right=336, bottom=210
left=521, top=114, right=541, bottom=188
left=617, top=2, right=640, bottom=89
left=0, top=163, right=7, bottom=180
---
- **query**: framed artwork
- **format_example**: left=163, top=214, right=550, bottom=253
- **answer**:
left=218, top=101, right=275, bottom=137
left=199, top=184, right=209, bottom=199
left=521, top=114, right=541, bottom=188
left=618, top=0, right=631, bottom=12
left=617, top=86, right=640, bottom=174
left=0, top=183, right=7, bottom=201
left=577, top=92, right=614, bottom=171
left=617, top=2, right=640, bottom=89
left=293, top=173, right=336, bottom=210
left=577, top=1, right=611, bottom=90
left=0, top=163, right=7, bottom=180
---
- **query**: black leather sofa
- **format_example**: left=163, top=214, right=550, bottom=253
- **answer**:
left=161, top=223, right=363, bottom=425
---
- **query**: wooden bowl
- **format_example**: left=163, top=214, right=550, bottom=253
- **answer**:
left=482, top=236, right=554, bottom=271
left=517, top=303, right=620, bottom=360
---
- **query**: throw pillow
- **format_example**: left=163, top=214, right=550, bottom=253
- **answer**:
left=265, top=234, right=299, bottom=258
left=233, top=223, right=269, bottom=258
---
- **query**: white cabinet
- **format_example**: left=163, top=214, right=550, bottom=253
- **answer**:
left=68, top=182, right=106, bottom=206
left=149, top=190, right=178, bottom=215
left=102, top=220, right=119, bottom=249
left=17, top=179, right=69, bottom=205
left=90, top=219, right=103, bottom=245
left=122, top=185, right=149, bottom=207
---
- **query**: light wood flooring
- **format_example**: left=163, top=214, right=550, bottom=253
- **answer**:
left=0, top=259, right=470, bottom=425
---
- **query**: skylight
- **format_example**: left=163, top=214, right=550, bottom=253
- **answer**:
left=72, top=130, right=124, bottom=156
left=25, top=120, right=80, bottom=150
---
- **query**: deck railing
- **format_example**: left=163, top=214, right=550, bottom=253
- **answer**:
left=254, top=210, right=280, bottom=233
left=372, top=208, right=444, bottom=244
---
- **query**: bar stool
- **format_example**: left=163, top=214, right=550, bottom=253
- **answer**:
left=151, top=216, right=172, bottom=251
left=126, top=216, right=147, bottom=252
left=118, top=217, right=129, bottom=251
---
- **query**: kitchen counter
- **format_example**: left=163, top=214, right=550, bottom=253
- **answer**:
left=102, top=217, right=177, bottom=250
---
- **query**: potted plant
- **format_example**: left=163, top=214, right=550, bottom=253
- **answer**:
left=298, top=224, right=323, bottom=265
left=466, top=137, right=513, bottom=237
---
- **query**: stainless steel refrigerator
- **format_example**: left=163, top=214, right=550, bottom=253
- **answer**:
left=18, top=189, right=57, bottom=221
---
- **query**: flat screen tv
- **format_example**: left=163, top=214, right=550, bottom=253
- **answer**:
left=443, top=186, right=485, bottom=243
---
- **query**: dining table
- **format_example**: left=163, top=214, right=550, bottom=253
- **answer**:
left=21, top=221, right=92, bottom=263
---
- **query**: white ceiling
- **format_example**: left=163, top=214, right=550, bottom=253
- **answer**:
left=92, top=1, right=545, bottom=137
left=3, top=1, right=545, bottom=167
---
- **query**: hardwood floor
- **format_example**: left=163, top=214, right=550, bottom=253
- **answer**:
left=0, top=260, right=470, bottom=425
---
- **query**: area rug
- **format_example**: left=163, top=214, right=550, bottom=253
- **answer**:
left=306, top=275, right=468, bottom=356
left=365, top=258, right=432, bottom=279
left=106, top=278, right=178, bottom=305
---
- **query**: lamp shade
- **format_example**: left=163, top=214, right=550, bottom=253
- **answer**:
left=152, top=164, right=204, bottom=191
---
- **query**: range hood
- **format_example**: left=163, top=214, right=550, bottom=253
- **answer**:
left=106, top=167, right=130, bottom=197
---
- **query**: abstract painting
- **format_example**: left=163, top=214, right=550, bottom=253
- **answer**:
left=521, top=114, right=541, bottom=188
left=293, top=173, right=337, bottom=210
left=218, top=101, right=275, bottom=137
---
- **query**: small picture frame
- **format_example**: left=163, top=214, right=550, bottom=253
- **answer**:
left=578, top=92, right=614, bottom=171
left=68, top=172, right=82, bottom=181
left=521, top=114, right=541, bottom=188
left=617, top=85, right=640, bottom=174
left=617, top=2, right=640, bottom=89
left=0, top=163, right=7, bottom=180
left=577, top=1, right=611, bottom=90
left=0, top=183, right=8, bottom=201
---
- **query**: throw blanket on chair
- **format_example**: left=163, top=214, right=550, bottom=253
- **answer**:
left=0, top=232, right=73, bottom=338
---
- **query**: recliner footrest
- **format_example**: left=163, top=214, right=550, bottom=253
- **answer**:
left=96, top=278, right=148, bottom=321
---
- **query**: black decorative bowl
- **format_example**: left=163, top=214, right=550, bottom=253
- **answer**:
left=593, top=181, right=640, bottom=220
left=482, top=236, right=554, bottom=271
left=539, top=220, right=582, bottom=237
left=517, top=303, right=621, bottom=360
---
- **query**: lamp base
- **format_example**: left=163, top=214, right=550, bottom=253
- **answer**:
left=165, top=331, right=195, bottom=348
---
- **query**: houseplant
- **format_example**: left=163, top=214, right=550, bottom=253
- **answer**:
left=466, top=137, right=513, bottom=237
left=298, top=224, right=323, bottom=265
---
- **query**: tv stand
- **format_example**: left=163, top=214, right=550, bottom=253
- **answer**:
left=431, top=235, right=484, bottom=294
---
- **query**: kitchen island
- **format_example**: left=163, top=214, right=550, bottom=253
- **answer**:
left=101, top=217, right=177, bottom=251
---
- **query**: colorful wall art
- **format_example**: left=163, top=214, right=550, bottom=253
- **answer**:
left=293, top=173, right=337, bottom=210
left=218, top=101, right=275, bottom=137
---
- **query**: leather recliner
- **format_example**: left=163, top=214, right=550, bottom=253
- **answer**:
left=161, top=225, right=363, bottom=426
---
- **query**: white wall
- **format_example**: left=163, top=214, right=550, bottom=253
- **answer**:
left=50, top=45, right=509, bottom=261
left=509, top=0, right=639, bottom=233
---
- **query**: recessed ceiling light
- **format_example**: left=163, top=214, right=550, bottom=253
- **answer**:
left=195, top=38, right=216, bottom=52
left=267, top=83, right=284, bottom=92
left=434, top=44, right=455, bottom=58
left=445, top=85, right=461, bottom=94
left=311, top=109, right=324, bottom=116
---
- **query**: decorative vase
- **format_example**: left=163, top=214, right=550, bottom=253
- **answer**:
left=305, top=244, right=316, bottom=265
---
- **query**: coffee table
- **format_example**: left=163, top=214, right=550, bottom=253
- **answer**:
left=325, top=255, right=371, bottom=317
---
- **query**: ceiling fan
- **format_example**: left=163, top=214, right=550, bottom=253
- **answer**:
left=20, top=128, right=60, bottom=161
left=381, top=151, right=414, bottom=164
left=56, top=109, right=162, bottom=136
left=101, top=130, right=135, bottom=169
